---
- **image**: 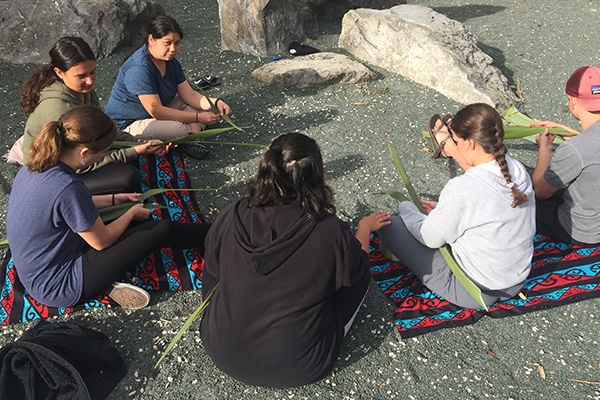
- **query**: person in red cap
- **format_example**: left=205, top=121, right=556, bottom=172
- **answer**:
left=530, top=65, right=600, bottom=244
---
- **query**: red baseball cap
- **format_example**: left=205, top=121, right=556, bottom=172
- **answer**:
left=565, top=65, right=600, bottom=112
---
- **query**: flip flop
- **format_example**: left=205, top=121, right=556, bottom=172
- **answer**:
left=428, top=114, right=452, bottom=159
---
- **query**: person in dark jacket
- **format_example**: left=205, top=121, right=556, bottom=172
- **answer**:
left=200, top=132, right=374, bottom=388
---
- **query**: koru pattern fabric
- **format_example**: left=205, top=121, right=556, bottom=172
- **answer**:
left=369, top=232, right=600, bottom=338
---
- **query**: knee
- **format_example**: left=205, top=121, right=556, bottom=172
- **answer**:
left=378, top=214, right=405, bottom=239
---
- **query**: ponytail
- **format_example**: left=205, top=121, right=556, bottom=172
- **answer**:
left=27, top=105, right=116, bottom=173
left=27, top=121, right=64, bottom=172
left=248, top=133, right=335, bottom=220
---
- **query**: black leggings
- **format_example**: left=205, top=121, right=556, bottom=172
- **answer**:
left=77, top=162, right=141, bottom=195
left=78, top=219, right=210, bottom=303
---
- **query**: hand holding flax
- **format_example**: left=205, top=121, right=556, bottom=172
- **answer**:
left=529, top=120, right=579, bottom=136
left=79, top=203, right=150, bottom=250
left=421, top=200, right=437, bottom=214
left=535, top=129, right=558, bottom=152
left=200, top=96, right=231, bottom=118
left=532, top=129, right=559, bottom=199
left=134, top=139, right=170, bottom=156
left=356, top=212, right=391, bottom=253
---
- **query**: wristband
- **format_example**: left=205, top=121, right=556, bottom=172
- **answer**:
left=195, top=112, right=199, bottom=123
left=215, top=97, right=223, bottom=107
left=112, top=193, right=115, bottom=205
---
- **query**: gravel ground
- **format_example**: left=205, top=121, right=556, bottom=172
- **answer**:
left=1, top=1, right=600, bottom=399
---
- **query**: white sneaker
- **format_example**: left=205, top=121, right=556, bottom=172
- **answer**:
left=108, top=282, right=150, bottom=310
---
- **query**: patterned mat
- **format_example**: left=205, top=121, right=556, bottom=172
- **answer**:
left=369, top=233, right=600, bottom=338
left=0, top=151, right=206, bottom=325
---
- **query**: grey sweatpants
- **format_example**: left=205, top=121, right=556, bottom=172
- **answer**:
left=378, top=214, right=521, bottom=309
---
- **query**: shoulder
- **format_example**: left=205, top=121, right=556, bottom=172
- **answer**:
left=121, top=48, right=153, bottom=74
left=39, top=81, right=75, bottom=101
left=210, top=198, right=246, bottom=227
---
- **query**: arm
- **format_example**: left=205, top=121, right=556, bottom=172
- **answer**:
left=530, top=120, right=579, bottom=135
left=78, top=203, right=150, bottom=250
left=91, top=192, right=139, bottom=209
left=532, top=130, right=560, bottom=199
left=177, top=81, right=231, bottom=116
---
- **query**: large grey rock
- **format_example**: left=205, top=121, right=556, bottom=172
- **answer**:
left=338, top=5, right=519, bottom=109
left=251, top=52, right=377, bottom=88
left=218, top=0, right=406, bottom=57
left=218, top=0, right=305, bottom=57
left=0, top=0, right=163, bottom=64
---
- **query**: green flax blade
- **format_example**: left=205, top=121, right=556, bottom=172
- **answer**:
left=503, top=126, right=570, bottom=141
left=111, top=126, right=245, bottom=149
left=99, top=188, right=217, bottom=221
left=168, top=126, right=246, bottom=144
left=196, top=141, right=268, bottom=149
left=440, top=246, right=486, bottom=309
left=195, top=87, right=244, bottom=131
left=388, top=143, right=426, bottom=214
left=155, top=283, right=219, bottom=368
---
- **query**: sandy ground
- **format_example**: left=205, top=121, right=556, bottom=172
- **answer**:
left=1, top=0, right=600, bottom=399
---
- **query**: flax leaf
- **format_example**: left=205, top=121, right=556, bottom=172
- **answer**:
left=195, top=141, right=269, bottom=149
left=195, top=86, right=244, bottom=132
left=155, top=283, right=219, bottom=368
left=388, top=143, right=425, bottom=214
left=98, top=188, right=217, bottom=221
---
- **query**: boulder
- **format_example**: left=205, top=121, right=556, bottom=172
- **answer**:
left=251, top=52, right=377, bottom=88
left=0, top=0, right=163, bottom=64
left=218, top=0, right=406, bottom=57
left=218, top=0, right=305, bottom=58
left=338, top=5, right=519, bottom=109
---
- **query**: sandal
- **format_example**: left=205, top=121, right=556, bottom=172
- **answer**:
left=428, top=114, right=453, bottom=159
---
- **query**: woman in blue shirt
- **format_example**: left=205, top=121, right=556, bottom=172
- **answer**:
left=106, top=15, right=231, bottom=140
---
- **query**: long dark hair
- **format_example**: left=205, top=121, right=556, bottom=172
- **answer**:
left=20, top=37, right=95, bottom=114
left=28, top=105, right=116, bottom=173
left=247, top=133, right=336, bottom=220
left=450, top=103, right=528, bottom=207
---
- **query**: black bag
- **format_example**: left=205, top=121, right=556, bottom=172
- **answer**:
left=0, top=321, right=127, bottom=400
